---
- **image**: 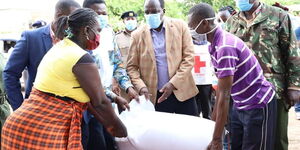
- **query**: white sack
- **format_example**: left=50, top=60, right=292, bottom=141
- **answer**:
left=115, top=96, right=215, bottom=150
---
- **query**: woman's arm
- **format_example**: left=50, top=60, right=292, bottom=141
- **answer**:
left=72, top=54, right=127, bottom=137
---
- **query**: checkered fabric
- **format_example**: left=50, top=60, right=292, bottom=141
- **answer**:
left=1, top=88, right=87, bottom=150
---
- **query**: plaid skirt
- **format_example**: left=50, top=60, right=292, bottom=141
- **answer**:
left=1, top=88, right=87, bottom=150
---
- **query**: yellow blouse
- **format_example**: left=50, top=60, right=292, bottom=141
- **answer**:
left=34, top=38, right=90, bottom=103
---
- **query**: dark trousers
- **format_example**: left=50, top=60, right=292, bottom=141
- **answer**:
left=155, top=92, right=198, bottom=116
left=81, top=117, right=117, bottom=150
left=194, top=85, right=212, bottom=119
left=231, top=98, right=277, bottom=150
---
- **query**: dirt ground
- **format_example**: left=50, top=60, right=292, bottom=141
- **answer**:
left=288, top=108, right=300, bottom=150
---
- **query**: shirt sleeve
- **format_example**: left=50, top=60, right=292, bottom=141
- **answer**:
left=104, top=87, right=117, bottom=100
left=3, top=31, right=28, bottom=110
left=111, top=40, right=133, bottom=91
left=278, top=13, right=300, bottom=89
left=216, top=47, right=238, bottom=78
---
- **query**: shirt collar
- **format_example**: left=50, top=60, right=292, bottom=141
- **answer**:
left=239, top=3, right=262, bottom=21
left=209, top=27, right=223, bottom=54
left=150, top=22, right=165, bottom=33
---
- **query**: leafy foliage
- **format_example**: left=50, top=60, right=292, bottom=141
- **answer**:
left=105, top=0, right=300, bottom=31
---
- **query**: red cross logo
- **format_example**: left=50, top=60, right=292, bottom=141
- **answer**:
left=194, top=56, right=206, bottom=73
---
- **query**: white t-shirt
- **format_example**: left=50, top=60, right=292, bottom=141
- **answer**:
left=192, top=44, right=214, bottom=85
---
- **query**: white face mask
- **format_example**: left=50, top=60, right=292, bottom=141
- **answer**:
left=190, top=17, right=218, bottom=45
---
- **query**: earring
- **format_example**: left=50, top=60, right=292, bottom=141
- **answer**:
left=86, top=34, right=90, bottom=40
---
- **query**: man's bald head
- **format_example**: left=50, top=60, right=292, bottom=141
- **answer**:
left=144, top=0, right=164, bottom=9
left=188, top=3, right=215, bottom=26
left=54, top=0, right=81, bottom=19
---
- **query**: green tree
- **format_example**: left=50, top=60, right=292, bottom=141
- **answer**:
left=104, top=0, right=300, bottom=31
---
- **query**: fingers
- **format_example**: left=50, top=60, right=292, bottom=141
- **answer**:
left=125, top=103, right=130, bottom=111
left=157, top=91, right=168, bottom=103
left=159, top=85, right=166, bottom=93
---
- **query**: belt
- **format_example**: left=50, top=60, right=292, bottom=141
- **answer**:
left=43, top=92, right=75, bottom=102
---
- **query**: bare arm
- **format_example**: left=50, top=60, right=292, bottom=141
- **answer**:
left=208, top=76, right=233, bottom=150
left=72, top=54, right=127, bottom=137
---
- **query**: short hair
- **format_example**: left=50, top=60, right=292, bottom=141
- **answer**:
left=55, top=8, right=98, bottom=40
left=159, top=0, right=165, bottom=9
left=219, top=6, right=236, bottom=15
left=83, top=0, right=106, bottom=8
left=188, top=3, right=215, bottom=24
left=55, top=0, right=80, bottom=12
left=144, top=0, right=165, bottom=9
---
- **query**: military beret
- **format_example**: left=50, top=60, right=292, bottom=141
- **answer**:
left=121, top=11, right=137, bottom=19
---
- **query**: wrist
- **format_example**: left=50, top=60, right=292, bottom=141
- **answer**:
left=126, top=86, right=133, bottom=93
left=212, top=137, right=222, bottom=142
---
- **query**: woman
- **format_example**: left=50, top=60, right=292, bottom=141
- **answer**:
left=1, top=8, right=127, bottom=149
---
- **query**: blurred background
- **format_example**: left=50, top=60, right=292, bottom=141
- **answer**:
left=0, top=0, right=299, bottom=53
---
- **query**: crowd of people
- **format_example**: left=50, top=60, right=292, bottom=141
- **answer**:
left=0, top=0, right=300, bottom=150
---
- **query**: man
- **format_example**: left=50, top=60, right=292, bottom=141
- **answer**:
left=295, top=25, right=300, bottom=119
left=115, top=11, right=138, bottom=101
left=191, top=42, right=213, bottom=119
left=226, top=1, right=300, bottom=150
left=82, top=0, right=138, bottom=149
left=127, top=0, right=198, bottom=116
left=116, top=11, right=138, bottom=64
left=3, top=0, right=80, bottom=110
left=217, top=6, right=236, bottom=24
left=188, top=3, right=277, bottom=150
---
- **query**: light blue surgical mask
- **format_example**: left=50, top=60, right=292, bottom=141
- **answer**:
left=125, top=20, right=137, bottom=31
left=145, top=13, right=162, bottom=29
left=236, top=0, right=254, bottom=11
left=98, top=15, right=108, bottom=29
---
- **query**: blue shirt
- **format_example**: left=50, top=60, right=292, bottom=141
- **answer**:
left=151, top=26, right=169, bottom=90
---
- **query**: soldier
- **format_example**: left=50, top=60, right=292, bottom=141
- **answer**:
left=226, top=0, right=300, bottom=150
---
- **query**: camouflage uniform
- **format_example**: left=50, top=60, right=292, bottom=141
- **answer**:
left=115, top=30, right=133, bottom=101
left=226, top=3, right=300, bottom=150
left=0, top=53, right=12, bottom=141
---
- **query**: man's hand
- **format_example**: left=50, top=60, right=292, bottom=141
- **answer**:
left=115, top=96, right=130, bottom=111
left=207, top=139, right=223, bottom=150
left=139, top=87, right=151, bottom=100
left=112, top=79, right=121, bottom=96
left=288, top=89, right=300, bottom=103
left=157, top=82, right=175, bottom=103
left=127, top=87, right=139, bottom=101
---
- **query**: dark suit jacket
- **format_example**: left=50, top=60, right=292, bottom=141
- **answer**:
left=3, top=25, right=53, bottom=110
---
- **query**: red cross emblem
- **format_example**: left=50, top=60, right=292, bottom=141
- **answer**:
left=194, top=56, right=206, bottom=73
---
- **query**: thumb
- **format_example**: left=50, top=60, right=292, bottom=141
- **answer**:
left=159, top=85, right=166, bottom=93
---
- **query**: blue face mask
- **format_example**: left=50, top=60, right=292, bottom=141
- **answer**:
left=145, top=13, right=162, bottom=29
left=125, top=20, right=137, bottom=31
left=236, top=0, right=254, bottom=11
left=98, top=15, right=108, bottom=29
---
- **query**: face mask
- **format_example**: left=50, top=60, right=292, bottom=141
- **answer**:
left=125, top=20, right=137, bottom=31
left=217, top=17, right=226, bottom=29
left=86, top=28, right=100, bottom=50
left=190, top=17, right=217, bottom=45
left=98, top=15, right=108, bottom=29
left=145, top=13, right=162, bottom=29
left=236, top=0, right=254, bottom=11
